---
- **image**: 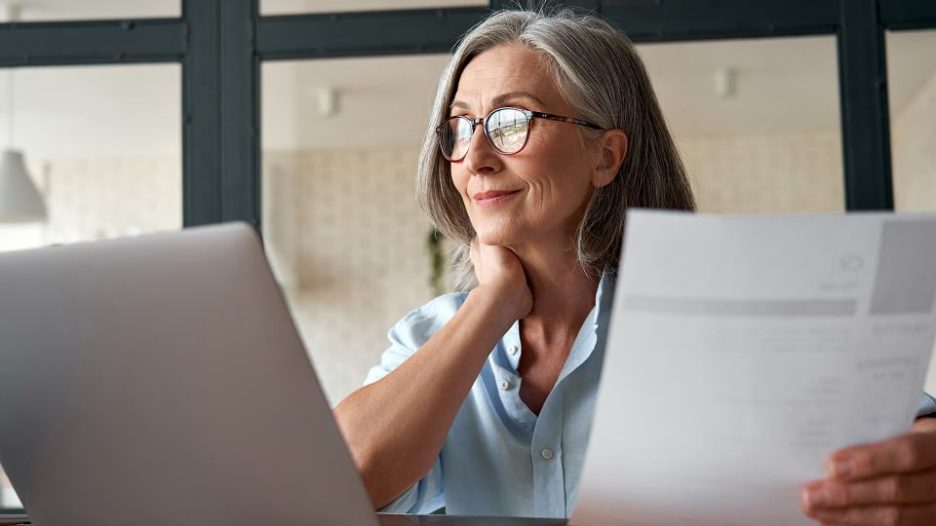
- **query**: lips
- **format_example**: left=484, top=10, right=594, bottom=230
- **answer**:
left=472, top=189, right=522, bottom=201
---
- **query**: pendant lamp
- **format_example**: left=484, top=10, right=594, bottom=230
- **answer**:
left=0, top=3, right=47, bottom=223
left=0, top=149, right=47, bottom=222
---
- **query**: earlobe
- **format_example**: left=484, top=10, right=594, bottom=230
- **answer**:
left=592, top=130, right=628, bottom=188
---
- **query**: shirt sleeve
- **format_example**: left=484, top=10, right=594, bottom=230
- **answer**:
left=918, top=392, right=936, bottom=418
left=362, top=294, right=464, bottom=514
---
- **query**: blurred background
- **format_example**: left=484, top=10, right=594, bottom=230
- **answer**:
left=1, top=0, right=934, bottom=510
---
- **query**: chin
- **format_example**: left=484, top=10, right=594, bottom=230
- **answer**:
left=474, top=225, right=528, bottom=247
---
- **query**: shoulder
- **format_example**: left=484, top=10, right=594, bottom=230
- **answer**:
left=364, top=292, right=469, bottom=385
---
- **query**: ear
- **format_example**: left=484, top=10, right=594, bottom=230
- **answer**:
left=591, top=129, right=628, bottom=189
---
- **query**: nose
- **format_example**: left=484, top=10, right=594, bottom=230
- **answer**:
left=462, top=121, right=502, bottom=176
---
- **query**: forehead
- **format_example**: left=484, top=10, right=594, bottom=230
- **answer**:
left=453, top=44, right=564, bottom=110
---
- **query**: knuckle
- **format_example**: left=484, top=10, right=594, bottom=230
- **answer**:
left=881, top=476, right=903, bottom=502
left=855, top=451, right=876, bottom=475
left=896, top=440, right=921, bottom=470
left=880, top=506, right=903, bottom=526
left=828, top=483, right=849, bottom=506
left=840, top=508, right=864, bottom=524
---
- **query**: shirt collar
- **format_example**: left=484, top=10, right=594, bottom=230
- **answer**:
left=499, top=270, right=613, bottom=376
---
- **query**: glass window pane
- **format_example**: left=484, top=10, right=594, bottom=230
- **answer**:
left=637, top=36, right=844, bottom=213
left=887, top=29, right=936, bottom=213
left=886, top=28, right=936, bottom=395
left=262, top=37, right=846, bottom=406
left=0, top=64, right=181, bottom=505
left=262, top=0, right=485, bottom=16
left=5, top=1, right=179, bottom=22
left=0, top=470, right=17, bottom=509
left=263, top=55, right=449, bottom=405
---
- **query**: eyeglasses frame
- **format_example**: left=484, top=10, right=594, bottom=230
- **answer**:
left=436, top=106, right=605, bottom=162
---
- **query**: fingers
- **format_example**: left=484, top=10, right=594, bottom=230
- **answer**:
left=803, top=471, right=936, bottom=509
left=828, top=432, right=936, bottom=480
left=807, top=503, right=936, bottom=525
left=803, top=429, right=936, bottom=525
left=911, top=417, right=936, bottom=434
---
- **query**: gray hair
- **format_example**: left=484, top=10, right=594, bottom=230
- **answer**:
left=416, top=8, right=695, bottom=290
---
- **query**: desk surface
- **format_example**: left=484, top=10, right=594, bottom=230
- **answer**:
left=379, top=515, right=566, bottom=526
left=0, top=513, right=568, bottom=526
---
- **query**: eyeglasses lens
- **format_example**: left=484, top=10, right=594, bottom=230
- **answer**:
left=487, top=108, right=529, bottom=154
left=441, top=118, right=473, bottom=161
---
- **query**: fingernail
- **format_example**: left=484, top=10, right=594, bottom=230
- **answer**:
left=831, top=458, right=852, bottom=478
left=804, top=486, right=827, bottom=508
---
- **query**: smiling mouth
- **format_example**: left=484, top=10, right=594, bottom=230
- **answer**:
left=473, top=189, right=522, bottom=205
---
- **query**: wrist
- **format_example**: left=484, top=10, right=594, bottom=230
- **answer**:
left=469, top=284, right=527, bottom=324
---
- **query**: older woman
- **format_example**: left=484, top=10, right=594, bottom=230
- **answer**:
left=334, top=9, right=936, bottom=525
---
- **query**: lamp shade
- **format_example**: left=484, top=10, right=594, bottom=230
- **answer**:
left=0, top=149, right=47, bottom=223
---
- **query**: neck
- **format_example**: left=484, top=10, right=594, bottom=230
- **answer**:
left=509, top=236, right=599, bottom=337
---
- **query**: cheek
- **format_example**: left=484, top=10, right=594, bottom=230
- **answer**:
left=450, top=165, right=470, bottom=198
left=521, top=138, right=593, bottom=208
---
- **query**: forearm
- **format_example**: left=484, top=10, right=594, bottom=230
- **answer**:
left=334, top=288, right=517, bottom=508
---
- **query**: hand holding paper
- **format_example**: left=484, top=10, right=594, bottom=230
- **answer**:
left=573, top=211, right=936, bottom=526
left=802, top=417, right=936, bottom=524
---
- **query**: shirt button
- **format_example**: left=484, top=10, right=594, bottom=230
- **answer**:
left=509, top=345, right=519, bottom=355
left=540, top=448, right=554, bottom=460
left=499, top=379, right=511, bottom=390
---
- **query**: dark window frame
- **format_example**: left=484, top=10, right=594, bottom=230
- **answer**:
left=0, top=0, right=935, bottom=511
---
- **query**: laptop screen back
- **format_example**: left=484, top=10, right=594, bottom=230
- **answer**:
left=0, top=224, right=378, bottom=526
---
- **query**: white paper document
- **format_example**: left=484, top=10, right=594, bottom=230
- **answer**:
left=573, top=210, right=936, bottom=526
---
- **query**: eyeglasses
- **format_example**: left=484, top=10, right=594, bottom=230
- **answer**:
left=436, top=106, right=604, bottom=162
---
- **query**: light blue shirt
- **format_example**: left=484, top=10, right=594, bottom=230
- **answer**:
left=365, top=274, right=936, bottom=518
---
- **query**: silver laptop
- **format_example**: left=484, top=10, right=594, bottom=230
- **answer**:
left=0, top=223, right=379, bottom=526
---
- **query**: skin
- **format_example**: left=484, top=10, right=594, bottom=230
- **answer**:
left=801, top=418, right=936, bottom=525
left=335, top=42, right=936, bottom=523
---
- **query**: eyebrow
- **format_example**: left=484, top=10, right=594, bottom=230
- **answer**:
left=449, top=91, right=548, bottom=112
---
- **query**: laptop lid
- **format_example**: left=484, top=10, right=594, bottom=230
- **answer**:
left=0, top=223, right=378, bottom=526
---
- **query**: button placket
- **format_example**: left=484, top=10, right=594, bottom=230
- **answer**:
left=504, top=341, right=522, bottom=371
